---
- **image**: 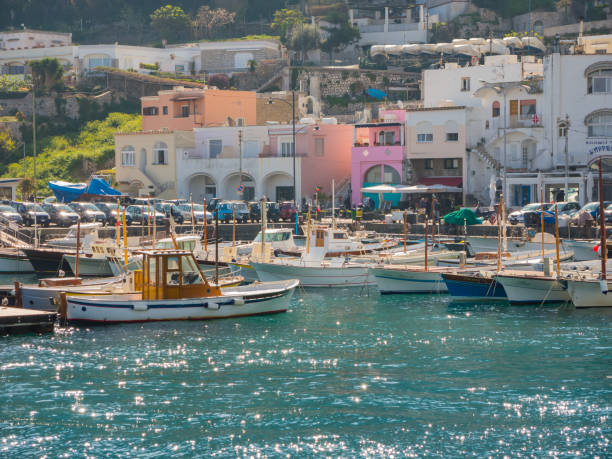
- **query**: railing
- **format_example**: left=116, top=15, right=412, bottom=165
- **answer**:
left=0, top=216, right=33, bottom=248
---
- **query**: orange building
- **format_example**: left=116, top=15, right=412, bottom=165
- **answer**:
left=141, top=87, right=256, bottom=131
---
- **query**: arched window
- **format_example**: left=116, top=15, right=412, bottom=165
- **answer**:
left=586, top=110, right=612, bottom=138
left=445, top=120, right=459, bottom=142
left=383, top=165, right=400, bottom=183
left=153, top=141, right=168, bottom=165
left=492, top=101, right=500, bottom=117
left=586, top=63, right=612, bottom=94
left=364, top=165, right=382, bottom=183
left=121, top=145, right=135, bottom=166
left=416, top=121, right=433, bottom=143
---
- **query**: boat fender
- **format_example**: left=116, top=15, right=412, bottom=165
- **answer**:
left=233, top=297, right=245, bottom=306
left=206, top=302, right=220, bottom=310
left=133, top=303, right=148, bottom=311
left=600, top=279, right=608, bottom=295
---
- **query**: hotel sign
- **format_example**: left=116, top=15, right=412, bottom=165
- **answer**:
left=586, top=138, right=612, bottom=156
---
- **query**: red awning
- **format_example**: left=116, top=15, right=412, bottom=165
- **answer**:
left=418, top=177, right=462, bottom=187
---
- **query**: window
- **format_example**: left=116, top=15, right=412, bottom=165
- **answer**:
left=461, top=77, right=470, bottom=92
left=181, top=105, right=189, bottom=118
left=445, top=121, right=459, bottom=142
left=209, top=139, right=222, bottom=158
left=492, top=101, right=500, bottom=118
left=559, top=126, right=567, bottom=137
left=520, top=100, right=536, bottom=119
left=7, top=65, right=25, bottom=75
left=385, top=131, right=395, bottom=145
left=121, top=146, right=135, bottom=166
left=416, top=121, right=433, bottom=143
left=378, top=131, right=385, bottom=145
left=87, top=56, right=112, bottom=70
left=315, top=138, right=325, bottom=157
left=364, top=165, right=381, bottom=183
left=587, top=69, right=612, bottom=94
left=586, top=111, right=612, bottom=138
left=162, top=106, right=168, bottom=115
left=153, top=142, right=168, bottom=165
left=383, top=165, right=400, bottom=183
left=236, top=118, right=245, bottom=127
left=424, top=159, right=433, bottom=170
left=243, top=140, right=259, bottom=158
left=143, top=106, right=158, bottom=116
left=280, top=139, right=294, bottom=157
left=444, top=158, right=459, bottom=169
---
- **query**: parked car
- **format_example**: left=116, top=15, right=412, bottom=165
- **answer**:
left=206, top=197, right=223, bottom=212
left=578, top=201, right=612, bottom=220
left=509, top=202, right=551, bottom=225
left=68, top=202, right=107, bottom=225
left=266, top=202, right=281, bottom=222
left=213, top=201, right=250, bottom=223
left=0, top=204, right=23, bottom=225
left=279, top=201, right=298, bottom=222
left=93, top=202, right=134, bottom=226
left=155, top=202, right=185, bottom=224
left=41, top=203, right=80, bottom=227
left=541, top=201, right=581, bottom=224
left=248, top=201, right=262, bottom=222
left=175, top=203, right=212, bottom=224
left=126, top=205, right=167, bottom=226
left=605, top=203, right=612, bottom=223
left=518, top=202, right=553, bottom=226
left=7, top=201, right=51, bottom=227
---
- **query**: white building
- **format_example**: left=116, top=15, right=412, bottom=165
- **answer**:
left=350, top=4, right=427, bottom=45
left=425, top=1, right=470, bottom=23
left=0, top=29, right=71, bottom=50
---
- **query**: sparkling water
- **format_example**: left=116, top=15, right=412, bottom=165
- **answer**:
left=0, top=282, right=610, bottom=456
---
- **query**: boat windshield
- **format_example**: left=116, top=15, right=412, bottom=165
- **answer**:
left=254, top=231, right=291, bottom=242
left=178, top=239, right=196, bottom=251
left=181, top=255, right=202, bottom=284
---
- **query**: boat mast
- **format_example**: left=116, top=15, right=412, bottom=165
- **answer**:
left=306, top=205, right=311, bottom=255
left=232, top=205, right=236, bottom=247
left=75, top=219, right=80, bottom=278
left=424, top=211, right=429, bottom=272
left=540, top=187, right=545, bottom=267
left=403, top=211, right=407, bottom=253
left=190, top=194, right=195, bottom=235
left=203, top=198, right=208, bottom=252
left=554, top=203, right=560, bottom=276
left=215, top=211, right=219, bottom=284
left=496, top=196, right=502, bottom=273
left=123, top=207, right=128, bottom=267
left=332, top=179, right=336, bottom=230
left=598, top=157, right=607, bottom=279
left=32, top=85, right=38, bottom=248
left=116, top=199, right=120, bottom=246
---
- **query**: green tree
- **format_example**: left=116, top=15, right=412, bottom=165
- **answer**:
left=150, top=5, right=191, bottom=43
left=556, top=0, right=572, bottom=24
left=193, top=5, right=236, bottom=39
left=247, top=59, right=258, bottom=73
left=288, top=24, right=321, bottom=63
left=29, top=58, right=64, bottom=92
left=271, top=8, right=304, bottom=45
left=321, top=23, right=360, bottom=62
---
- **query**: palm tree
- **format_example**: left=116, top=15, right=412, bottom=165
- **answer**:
left=247, top=59, right=258, bottom=73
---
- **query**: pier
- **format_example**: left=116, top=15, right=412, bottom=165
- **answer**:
left=0, top=307, right=56, bottom=335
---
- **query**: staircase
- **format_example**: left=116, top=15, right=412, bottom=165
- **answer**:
left=333, top=178, right=351, bottom=206
left=473, top=144, right=502, bottom=171
left=256, top=67, right=287, bottom=92
left=0, top=219, right=32, bottom=248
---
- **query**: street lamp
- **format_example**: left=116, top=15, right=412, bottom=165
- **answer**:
left=268, top=91, right=297, bottom=206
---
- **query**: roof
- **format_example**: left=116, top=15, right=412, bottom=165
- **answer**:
left=355, top=122, right=403, bottom=127
left=407, top=106, right=466, bottom=112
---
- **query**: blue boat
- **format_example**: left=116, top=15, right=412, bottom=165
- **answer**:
left=49, top=176, right=121, bottom=203
left=442, top=272, right=507, bottom=301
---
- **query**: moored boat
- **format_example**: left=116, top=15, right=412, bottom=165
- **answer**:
left=370, top=265, right=448, bottom=294
left=0, top=248, right=34, bottom=273
left=566, top=276, right=612, bottom=308
left=442, top=271, right=507, bottom=301
left=63, top=249, right=298, bottom=323
left=494, top=271, right=571, bottom=305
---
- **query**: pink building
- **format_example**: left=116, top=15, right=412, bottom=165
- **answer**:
left=141, top=87, right=256, bottom=131
left=351, top=110, right=406, bottom=206
left=267, top=122, right=353, bottom=203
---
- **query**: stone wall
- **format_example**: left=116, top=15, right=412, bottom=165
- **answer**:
left=0, top=90, right=114, bottom=119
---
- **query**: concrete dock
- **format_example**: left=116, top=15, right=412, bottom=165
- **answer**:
left=0, top=307, right=56, bottom=335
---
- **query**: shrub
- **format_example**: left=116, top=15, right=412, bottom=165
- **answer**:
left=209, top=74, right=230, bottom=89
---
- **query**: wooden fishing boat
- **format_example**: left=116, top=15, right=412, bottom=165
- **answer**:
left=62, top=249, right=297, bottom=323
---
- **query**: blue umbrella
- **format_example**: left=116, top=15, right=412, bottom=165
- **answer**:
left=367, top=88, right=387, bottom=100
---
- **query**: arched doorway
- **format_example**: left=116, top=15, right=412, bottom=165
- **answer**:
left=188, top=174, right=217, bottom=202
left=362, top=164, right=401, bottom=208
left=223, top=173, right=255, bottom=201
left=263, top=172, right=293, bottom=202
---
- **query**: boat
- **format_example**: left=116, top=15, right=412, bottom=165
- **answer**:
left=63, top=248, right=298, bottom=323
left=48, top=176, right=121, bottom=203
left=63, top=239, right=123, bottom=277
left=45, top=222, right=103, bottom=249
left=370, top=265, right=449, bottom=294
left=442, top=271, right=507, bottom=301
left=566, top=276, right=612, bottom=308
left=494, top=270, right=570, bottom=305
left=0, top=248, right=34, bottom=273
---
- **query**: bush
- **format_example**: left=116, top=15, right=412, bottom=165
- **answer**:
left=208, top=74, right=230, bottom=89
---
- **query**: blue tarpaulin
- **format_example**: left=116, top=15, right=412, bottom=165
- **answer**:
left=49, top=177, right=120, bottom=202
left=366, top=88, right=387, bottom=100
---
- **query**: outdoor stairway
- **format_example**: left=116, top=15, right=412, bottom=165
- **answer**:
left=473, top=144, right=501, bottom=170
left=256, top=67, right=287, bottom=93
left=0, top=220, right=32, bottom=248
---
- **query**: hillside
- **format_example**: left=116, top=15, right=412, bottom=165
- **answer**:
left=2, top=112, right=141, bottom=197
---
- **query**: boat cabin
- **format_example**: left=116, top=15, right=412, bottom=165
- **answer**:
left=154, top=235, right=200, bottom=252
left=136, top=249, right=220, bottom=300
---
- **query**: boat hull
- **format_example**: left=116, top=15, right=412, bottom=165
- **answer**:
left=370, top=267, right=446, bottom=293
left=63, top=254, right=114, bottom=277
left=495, top=274, right=570, bottom=305
left=66, top=280, right=299, bottom=323
left=20, top=279, right=125, bottom=310
left=22, top=248, right=73, bottom=277
left=0, top=251, right=34, bottom=273
left=251, top=262, right=374, bottom=287
left=567, top=279, right=612, bottom=308
left=442, top=273, right=507, bottom=301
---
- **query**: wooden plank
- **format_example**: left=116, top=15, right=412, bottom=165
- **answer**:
left=0, top=307, right=56, bottom=335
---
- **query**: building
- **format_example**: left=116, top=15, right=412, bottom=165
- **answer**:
left=349, top=3, right=427, bottom=46
left=0, top=29, right=71, bottom=50
left=351, top=110, right=406, bottom=206
left=425, top=0, right=470, bottom=22
left=0, top=178, right=21, bottom=200
left=140, top=87, right=257, bottom=131
left=405, top=106, right=467, bottom=205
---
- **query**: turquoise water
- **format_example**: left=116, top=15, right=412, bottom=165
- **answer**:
left=1, top=278, right=610, bottom=456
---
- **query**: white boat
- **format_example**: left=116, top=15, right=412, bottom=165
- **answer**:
left=562, top=239, right=599, bottom=261
left=566, top=276, right=612, bottom=308
left=64, top=249, right=298, bottom=323
left=0, top=248, right=34, bottom=273
left=494, top=270, right=571, bottom=305
left=45, top=222, right=102, bottom=250
left=63, top=239, right=123, bottom=277
left=250, top=224, right=375, bottom=288
left=370, top=266, right=449, bottom=294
